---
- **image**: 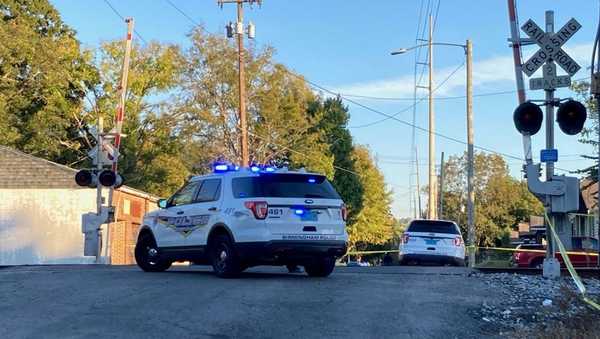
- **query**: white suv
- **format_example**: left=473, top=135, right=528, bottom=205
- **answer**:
left=135, top=165, right=348, bottom=278
left=399, top=219, right=465, bottom=266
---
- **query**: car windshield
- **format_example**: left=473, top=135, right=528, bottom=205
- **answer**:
left=232, top=173, right=341, bottom=199
left=407, top=220, right=460, bottom=235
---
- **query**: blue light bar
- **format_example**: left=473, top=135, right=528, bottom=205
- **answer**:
left=214, top=164, right=229, bottom=172
left=264, top=166, right=276, bottom=172
left=294, top=209, right=305, bottom=215
left=308, top=178, right=316, bottom=183
left=250, top=165, right=260, bottom=172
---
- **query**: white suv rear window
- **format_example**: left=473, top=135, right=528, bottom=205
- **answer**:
left=232, top=174, right=341, bottom=199
left=407, top=221, right=460, bottom=234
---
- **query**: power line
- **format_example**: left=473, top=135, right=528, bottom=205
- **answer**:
left=339, top=76, right=592, bottom=102
left=165, top=0, right=201, bottom=27
left=159, top=1, right=573, bottom=174
left=349, top=61, right=465, bottom=129
left=342, top=89, right=517, bottom=101
left=102, top=0, right=148, bottom=45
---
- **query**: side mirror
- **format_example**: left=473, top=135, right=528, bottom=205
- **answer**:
left=157, top=199, right=168, bottom=209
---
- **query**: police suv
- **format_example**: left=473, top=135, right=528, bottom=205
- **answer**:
left=135, top=164, right=348, bottom=278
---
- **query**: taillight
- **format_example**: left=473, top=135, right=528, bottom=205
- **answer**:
left=454, top=236, right=463, bottom=246
left=244, top=201, right=268, bottom=219
left=341, top=204, right=348, bottom=221
left=402, top=234, right=410, bottom=244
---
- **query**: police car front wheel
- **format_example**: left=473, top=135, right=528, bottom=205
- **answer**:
left=135, top=233, right=172, bottom=272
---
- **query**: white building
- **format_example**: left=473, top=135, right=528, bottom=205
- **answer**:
left=0, top=146, right=158, bottom=265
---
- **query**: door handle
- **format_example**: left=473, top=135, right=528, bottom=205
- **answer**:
left=208, top=207, right=218, bottom=212
left=176, top=211, right=185, bottom=215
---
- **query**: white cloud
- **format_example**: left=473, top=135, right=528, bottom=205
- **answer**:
left=331, top=42, right=594, bottom=99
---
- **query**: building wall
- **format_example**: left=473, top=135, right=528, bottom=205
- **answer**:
left=0, top=189, right=99, bottom=265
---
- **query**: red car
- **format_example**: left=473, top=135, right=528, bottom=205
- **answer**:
left=512, top=243, right=598, bottom=268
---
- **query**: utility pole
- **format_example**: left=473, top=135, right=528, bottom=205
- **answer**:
left=220, top=0, right=260, bottom=166
left=415, top=148, right=422, bottom=218
left=438, top=152, right=445, bottom=219
left=466, top=39, right=476, bottom=267
left=427, top=15, right=437, bottom=220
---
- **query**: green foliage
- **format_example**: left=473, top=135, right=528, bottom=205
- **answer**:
left=308, top=96, right=363, bottom=220
left=176, top=28, right=333, bottom=176
left=0, top=0, right=98, bottom=164
left=89, top=41, right=186, bottom=196
left=572, top=81, right=598, bottom=178
left=0, top=6, right=398, bottom=251
left=441, top=152, right=543, bottom=246
left=347, top=146, right=395, bottom=251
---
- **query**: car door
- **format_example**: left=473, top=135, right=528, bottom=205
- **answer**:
left=185, top=178, right=223, bottom=248
left=153, top=180, right=202, bottom=248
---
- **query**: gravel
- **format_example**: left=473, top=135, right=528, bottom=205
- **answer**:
left=468, top=272, right=600, bottom=334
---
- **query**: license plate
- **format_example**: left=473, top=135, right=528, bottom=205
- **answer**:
left=425, top=239, right=438, bottom=245
left=268, top=208, right=285, bottom=218
left=301, top=211, right=318, bottom=221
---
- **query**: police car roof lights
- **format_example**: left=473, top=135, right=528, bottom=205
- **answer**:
left=214, top=163, right=229, bottom=172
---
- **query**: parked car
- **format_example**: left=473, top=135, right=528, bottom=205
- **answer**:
left=511, top=243, right=598, bottom=268
left=399, top=219, right=465, bottom=266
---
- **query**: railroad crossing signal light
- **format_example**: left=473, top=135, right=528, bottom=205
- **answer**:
left=98, top=170, right=123, bottom=188
left=556, top=99, right=587, bottom=135
left=75, top=169, right=97, bottom=188
left=75, top=169, right=123, bottom=188
left=513, top=102, right=543, bottom=136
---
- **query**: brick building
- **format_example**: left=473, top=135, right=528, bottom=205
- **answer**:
left=0, top=146, right=159, bottom=265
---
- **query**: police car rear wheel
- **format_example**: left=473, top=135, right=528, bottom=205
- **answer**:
left=304, top=256, right=335, bottom=277
left=209, top=234, right=242, bottom=278
left=135, top=233, right=171, bottom=272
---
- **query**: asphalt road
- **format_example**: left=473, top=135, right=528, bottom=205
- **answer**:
left=0, top=265, right=500, bottom=339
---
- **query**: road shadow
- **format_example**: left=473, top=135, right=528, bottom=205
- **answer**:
left=162, top=266, right=313, bottom=280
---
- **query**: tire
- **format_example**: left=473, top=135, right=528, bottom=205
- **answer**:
left=135, top=233, right=171, bottom=272
left=209, top=234, right=242, bottom=278
left=304, top=256, right=336, bottom=277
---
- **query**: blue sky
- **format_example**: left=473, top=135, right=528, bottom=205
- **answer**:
left=52, top=0, right=599, bottom=218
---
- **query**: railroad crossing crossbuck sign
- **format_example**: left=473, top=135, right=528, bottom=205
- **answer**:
left=521, top=17, right=581, bottom=88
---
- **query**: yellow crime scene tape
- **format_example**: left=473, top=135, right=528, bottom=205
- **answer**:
left=543, top=211, right=600, bottom=311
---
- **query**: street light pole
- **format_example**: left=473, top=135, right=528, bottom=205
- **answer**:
left=391, top=34, right=474, bottom=226
left=466, top=39, right=475, bottom=267
left=427, top=15, right=437, bottom=220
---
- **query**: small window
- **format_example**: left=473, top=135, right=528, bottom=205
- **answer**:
left=168, top=181, right=201, bottom=207
left=195, top=179, right=221, bottom=203
left=407, top=220, right=460, bottom=235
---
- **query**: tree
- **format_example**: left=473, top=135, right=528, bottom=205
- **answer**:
left=308, top=96, right=363, bottom=221
left=347, top=145, right=395, bottom=251
left=0, top=0, right=98, bottom=164
left=440, top=152, right=543, bottom=246
left=176, top=28, right=334, bottom=176
left=572, top=81, right=597, bottom=179
left=88, top=40, right=187, bottom=196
